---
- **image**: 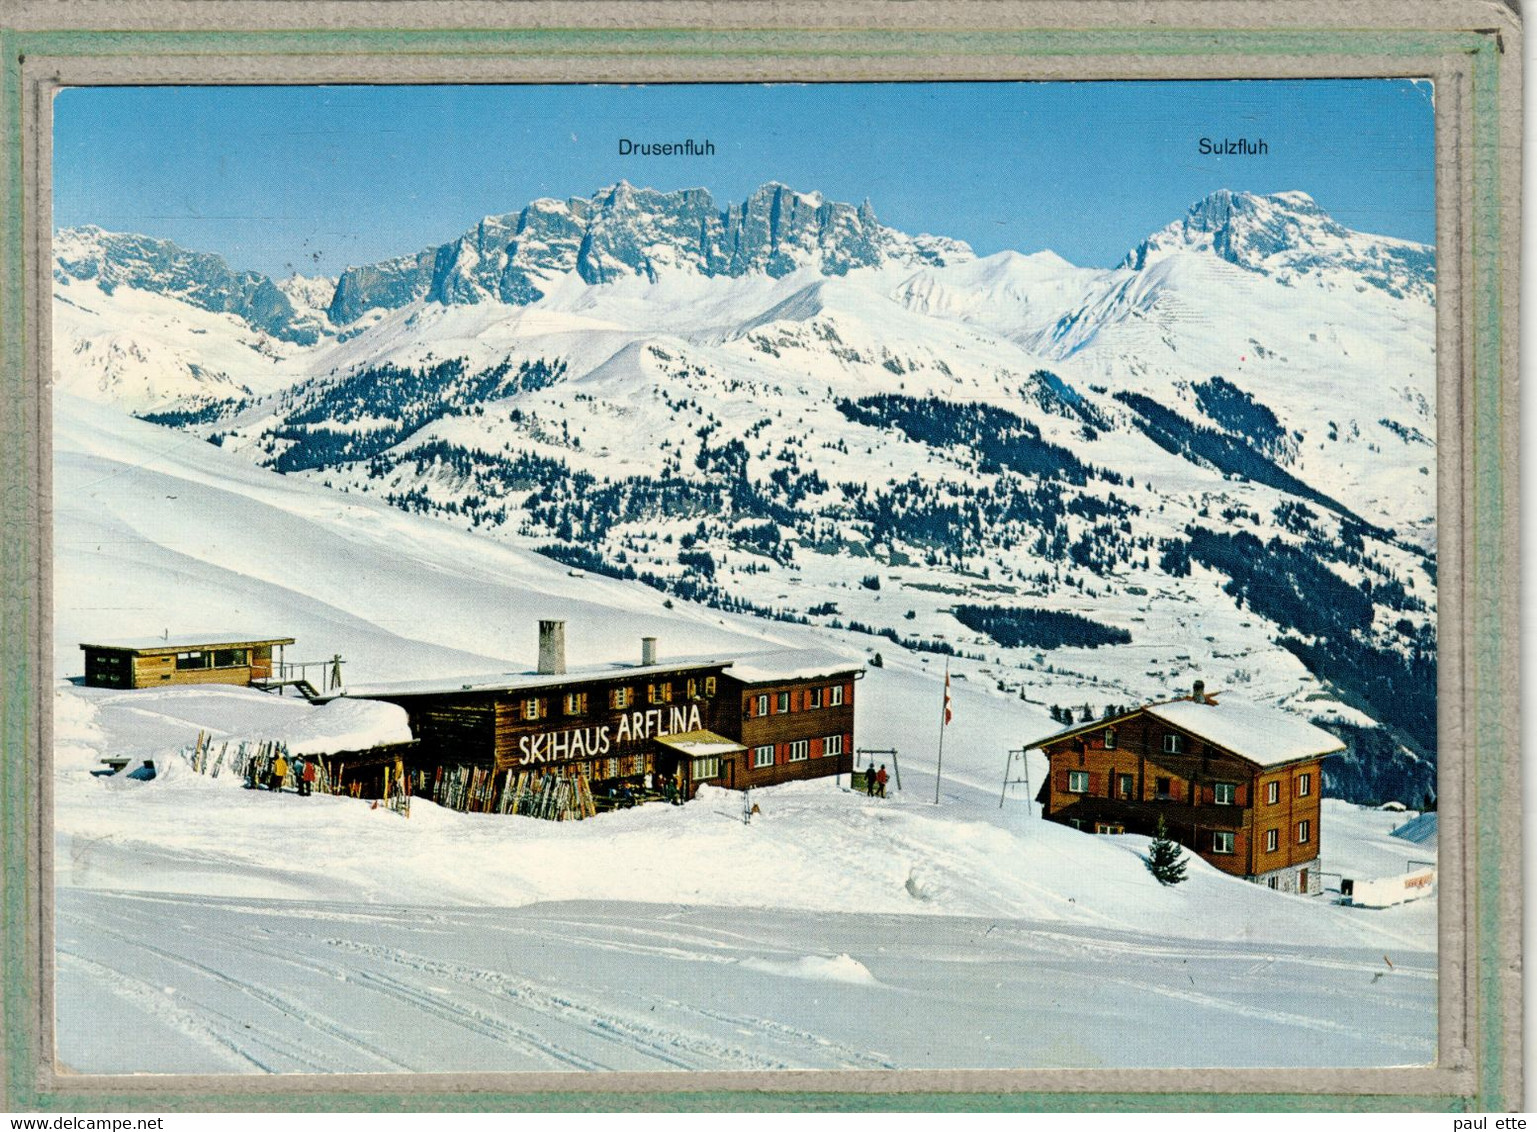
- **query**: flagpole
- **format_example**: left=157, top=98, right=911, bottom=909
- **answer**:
left=934, top=658, right=949, bottom=805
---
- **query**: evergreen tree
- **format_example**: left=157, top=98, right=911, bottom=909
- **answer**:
left=1146, top=816, right=1188, bottom=886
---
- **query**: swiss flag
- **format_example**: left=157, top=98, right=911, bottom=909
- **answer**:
left=943, top=670, right=953, bottom=726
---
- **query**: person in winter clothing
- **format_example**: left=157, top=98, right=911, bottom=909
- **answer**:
left=299, top=756, right=318, bottom=796
left=866, top=764, right=877, bottom=796
left=270, top=753, right=289, bottom=792
left=245, top=757, right=259, bottom=790
left=876, top=764, right=889, bottom=798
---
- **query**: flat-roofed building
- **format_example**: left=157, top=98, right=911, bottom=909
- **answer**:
left=79, top=634, right=295, bottom=690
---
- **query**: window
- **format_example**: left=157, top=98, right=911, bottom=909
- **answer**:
left=753, top=745, right=775, bottom=769
left=755, top=693, right=769, bottom=717
left=564, top=692, right=587, bottom=716
left=1266, top=828, right=1279, bottom=852
left=823, top=734, right=844, bottom=757
left=1155, top=776, right=1173, bottom=800
left=649, top=682, right=672, bottom=705
left=692, top=756, right=720, bottom=781
left=704, top=676, right=717, bottom=696
left=1103, top=727, right=1117, bottom=750
left=807, top=687, right=823, bottom=709
left=212, top=648, right=248, bottom=668
left=1162, top=733, right=1181, bottom=754
left=1212, top=831, right=1235, bottom=855
left=1295, top=772, right=1312, bottom=798
left=611, top=687, right=633, bottom=710
left=1095, top=823, right=1125, bottom=835
left=1214, top=782, right=1237, bottom=805
left=1067, top=770, right=1090, bottom=793
left=1297, top=819, right=1311, bottom=845
left=829, top=684, right=845, bottom=706
left=175, top=651, right=211, bottom=671
left=1117, top=773, right=1134, bottom=799
left=776, top=692, right=791, bottom=713
left=1267, top=781, right=1280, bottom=805
left=788, top=740, right=810, bottom=762
left=687, top=679, right=699, bottom=700
left=1267, top=876, right=1279, bottom=890
left=523, top=698, right=543, bottom=721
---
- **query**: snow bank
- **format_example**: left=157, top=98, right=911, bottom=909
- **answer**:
left=738, top=953, right=877, bottom=985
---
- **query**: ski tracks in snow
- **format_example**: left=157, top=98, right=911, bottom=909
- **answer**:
left=55, top=889, right=1434, bottom=1074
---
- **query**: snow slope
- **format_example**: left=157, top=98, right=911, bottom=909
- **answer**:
left=50, top=396, right=1436, bottom=1074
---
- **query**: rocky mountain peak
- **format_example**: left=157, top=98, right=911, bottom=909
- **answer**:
left=54, top=225, right=326, bottom=345
left=326, top=182, right=975, bottom=325
left=1122, top=189, right=1434, bottom=301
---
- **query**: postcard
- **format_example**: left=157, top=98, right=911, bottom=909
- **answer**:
left=41, top=75, right=1450, bottom=1079
left=2, top=4, right=1522, bottom=1110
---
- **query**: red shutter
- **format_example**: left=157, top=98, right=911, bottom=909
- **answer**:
left=776, top=743, right=787, bottom=765
left=791, top=688, right=801, bottom=712
left=811, top=738, right=823, bottom=758
left=844, top=680, right=854, bottom=704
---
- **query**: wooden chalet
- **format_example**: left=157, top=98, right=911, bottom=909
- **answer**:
left=720, top=654, right=857, bottom=791
left=1028, top=681, right=1345, bottom=894
left=345, top=621, right=861, bottom=805
left=79, top=633, right=294, bottom=690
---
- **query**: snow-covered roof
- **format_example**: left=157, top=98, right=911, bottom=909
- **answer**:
left=338, top=647, right=862, bottom=700
left=343, top=657, right=735, bottom=700
left=1389, top=812, right=1438, bottom=847
left=654, top=730, right=746, bottom=757
left=1144, top=699, right=1346, bottom=767
left=722, top=648, right=864, bottom=685
left=81, top=632, right=296, bottom=654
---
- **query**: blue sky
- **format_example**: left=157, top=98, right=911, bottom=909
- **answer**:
left=53, top=80, right=1435, bottom=280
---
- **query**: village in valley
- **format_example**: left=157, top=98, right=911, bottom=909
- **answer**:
left=51, top=81, right=1438, bottom=1074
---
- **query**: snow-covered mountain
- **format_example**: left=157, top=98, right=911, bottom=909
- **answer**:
left=50, top=393, right=1437, bottom=1073
left=1124, top=188, right=1435, bottom=302
left=49, top=183, right=1439, bottom=806
left=54, top=226, right=328, bottom=345
left=324, top=181, right=972, bottom=325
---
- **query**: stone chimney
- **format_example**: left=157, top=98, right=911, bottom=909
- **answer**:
left=642, top=636, right=658, bottom=666
left=537, top=620, right=566, bottom=676
left=1192, top=679, right=1206, bottom=703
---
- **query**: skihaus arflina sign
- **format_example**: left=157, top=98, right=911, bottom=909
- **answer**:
left=516, top=703, right=705, bottom=765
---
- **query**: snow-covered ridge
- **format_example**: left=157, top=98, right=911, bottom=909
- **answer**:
left=326, top=180, right=975, bottom=324
left=53, top=225, right=328, bottom=345
left=1123, top=189, right=1435, bottom=302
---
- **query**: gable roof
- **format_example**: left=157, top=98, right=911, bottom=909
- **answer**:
left=1141, top=699, right=1346, bottom=767
left=1027, top=695, right=1345, bottom=769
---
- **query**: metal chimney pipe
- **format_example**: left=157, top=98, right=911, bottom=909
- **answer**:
left=642, top=637, right=657, bottom=666
left=1192, top=679, right=1206, bottom=702
left=538, top=620, right=567, bottom=675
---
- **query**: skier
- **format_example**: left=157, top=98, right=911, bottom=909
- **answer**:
left=270, top=752, right=289, bottom=793
left=876, top=764, right=889, bottom=798
left=300, top=755, right=317, bottom=796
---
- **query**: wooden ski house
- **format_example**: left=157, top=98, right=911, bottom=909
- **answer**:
left=79, top=633, right=295, bottom=690
left=345, top=621, right=861, bottom=805
left=1028, top=681, right=1345, bottom=894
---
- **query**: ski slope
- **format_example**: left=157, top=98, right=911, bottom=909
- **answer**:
left=50, top=396, right=1437, bottom=1074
